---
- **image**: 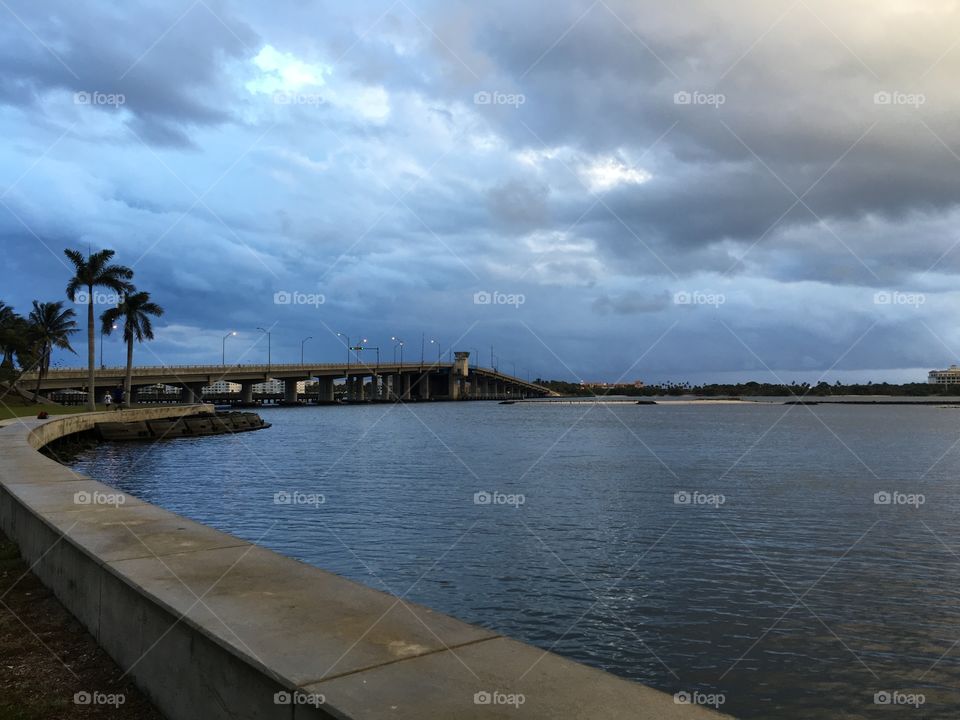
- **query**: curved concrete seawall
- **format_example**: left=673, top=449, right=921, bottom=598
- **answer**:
left=0, top=407, right=728, bottom=719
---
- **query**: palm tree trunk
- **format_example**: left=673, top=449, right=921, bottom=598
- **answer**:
left=86, top=285, right=95, bottom=411
left=33, top=346, right=45, bottom=403
left=125, top=335, right=133, bottom=408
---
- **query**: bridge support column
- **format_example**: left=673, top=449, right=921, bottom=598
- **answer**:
left=401, top=373, right=411, bottom=401
left=283, top=379, right=300, bottom=403
left=358, top=375, right=366, bottom=401
left=418, top=373, right=431, bottom=400
left=240, top=381, right=255, bottom=404
left=181, top=383, right=205, bottom=404
left=317, top=376, right=334, bottom=402
left=447, top=373, right=459, bottom=400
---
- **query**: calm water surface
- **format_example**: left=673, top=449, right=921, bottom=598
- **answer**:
left=71, top=402, right=960, bottom=718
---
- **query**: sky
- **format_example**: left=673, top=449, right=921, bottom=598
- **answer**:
left=2, top=0, right=959, bottom=384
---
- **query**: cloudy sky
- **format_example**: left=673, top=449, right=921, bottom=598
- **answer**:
left=2, top=0, right=959, bottom=384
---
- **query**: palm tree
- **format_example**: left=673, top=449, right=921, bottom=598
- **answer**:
left=64, top=249, right=133, bottom=411
left=28, top=301, right=78, bottom=401
left=0, top=302, right=32, bottom=400
left=0, top=302, right=24, bottom=370
left=101, top=290, right=163, bottom=408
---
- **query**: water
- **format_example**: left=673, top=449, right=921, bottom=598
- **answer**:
left=70, top=402, right=960, bottom=718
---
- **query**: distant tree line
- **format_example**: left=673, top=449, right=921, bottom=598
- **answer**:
left=534, top=379, right=947, bottom=397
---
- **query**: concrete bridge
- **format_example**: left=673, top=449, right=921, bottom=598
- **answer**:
left=24, top=352, right=556, bottom=404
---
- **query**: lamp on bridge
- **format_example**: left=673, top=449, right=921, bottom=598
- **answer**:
left=221, top=331, right=236, bottom=366
left=429, top=338, right=442, bottom=365
left=257, top=327, right=272, bottom=371
left=391, top=336, right=405, bottom=365
left=101, top=323, right=117, bottom=369
left=336, top=332, right=351, bottom=370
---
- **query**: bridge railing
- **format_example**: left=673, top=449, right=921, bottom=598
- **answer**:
left=25, top=362, right=456, bottom=377
left=24, top=363, right=551, bottom=392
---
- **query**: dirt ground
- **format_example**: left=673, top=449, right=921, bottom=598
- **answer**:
left=0, top=530, right=164, bottom=720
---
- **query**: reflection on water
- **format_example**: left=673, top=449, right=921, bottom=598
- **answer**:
left=71, top=403, right=960, bottom=718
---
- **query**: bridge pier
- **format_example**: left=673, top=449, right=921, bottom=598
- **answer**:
left=315, top=376, right=334, bottom=403
left=179, top=383, right=205, bottom=404
left=417, top=372, right=431, bottom=400
left=239, top=381, right=255, bottom=404
left=283, top=379, right=301, bottom=403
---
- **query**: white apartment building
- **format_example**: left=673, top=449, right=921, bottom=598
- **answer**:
left=928, top=366, right=960, bottom=384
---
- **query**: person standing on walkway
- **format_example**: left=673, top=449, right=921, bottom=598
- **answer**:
left=103, top=391, right=112, bottom=409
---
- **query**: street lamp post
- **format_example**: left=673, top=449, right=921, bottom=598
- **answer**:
left=429, top=339, right=441, bottom=365
left=301, top=336, right=312, bottom=365
left=257, top=327, right=271, bottom=370
left=336, top=332, right=350, bottom=369
left=101, top=324, right=117, bottom=368
left=221, top=331, right=236, bottom=366
left=391, top=337, right=405, bottom=365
